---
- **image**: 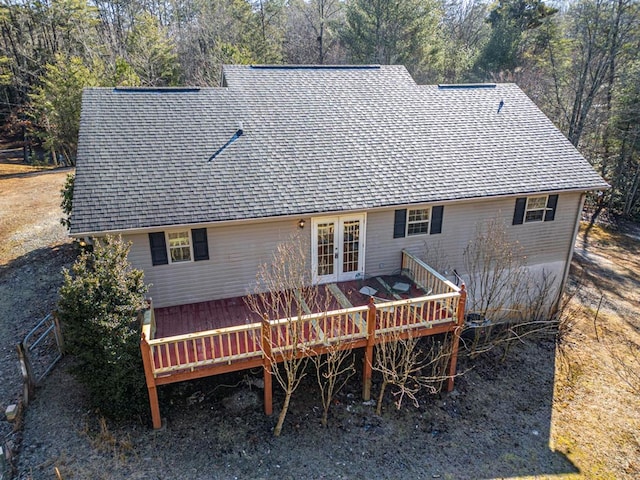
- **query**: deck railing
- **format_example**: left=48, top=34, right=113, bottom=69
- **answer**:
left=375, top=292, right=460, bottom=335
left=143, top=252, right=463, bottom=379
left=140, top=298, right=156, bottom=340
left=268, top=305, right=368, bottom=354
left=401, top=249, right=459, bottom=296
left=148, top=322, right=263, bottom=376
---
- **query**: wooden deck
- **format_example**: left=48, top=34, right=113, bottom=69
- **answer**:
left=155, top=296, right=261, bottom=338
left=154, top=273, right=431, bottom=338
left=140, top=250, right=466, bottom=429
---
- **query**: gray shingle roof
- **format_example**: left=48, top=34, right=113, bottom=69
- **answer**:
left=71, top=65, right=608, bottom=235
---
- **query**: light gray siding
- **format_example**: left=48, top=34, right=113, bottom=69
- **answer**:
left=126, top=219, right=301, bottom=308
left=126, top=192, right=581, bottom=309
left=364, top=192, right=582, bottom=277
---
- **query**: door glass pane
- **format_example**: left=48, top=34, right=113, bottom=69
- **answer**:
left=317, top=222, right=334, bottom=276
left=342, top=220, right=360, bottom=273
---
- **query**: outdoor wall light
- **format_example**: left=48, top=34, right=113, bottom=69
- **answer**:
left=298, top=219, right=306, bottom=229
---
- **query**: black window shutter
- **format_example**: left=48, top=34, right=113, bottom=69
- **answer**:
left=430, top=206, right=444, bottom=234
left=393, top=209, right=407, bottom=238
left=148, top=232, right=168, bottom=265
left=513, top=198, right=526, bottom=225
left=544, top=195, right=559, bottom=222
left=192, top=228, right=209, bottom=261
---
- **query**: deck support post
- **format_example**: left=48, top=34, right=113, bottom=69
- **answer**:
left=261, top=315, right=273, bottom=416
left=140, top=333, right=162, bottom=429
left=362, top=298, right=377, bottom=401
left=447, top=285, right=466, bottom=392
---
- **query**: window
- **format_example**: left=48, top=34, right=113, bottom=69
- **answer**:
left=524, top=196, right=547, bottom=222
left=393, top=206, right=444, bottom=238
left=167, top=231, right=192, bottom=262
left=148, top=228, right=209, bottom=266
left=407, top=208, right=430, bottom=235
left=512, top=195, right=558, bottom=225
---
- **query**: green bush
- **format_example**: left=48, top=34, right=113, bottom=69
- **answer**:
left=60, top=172, right=74, bottom=230
left=57, top=235, right=150, bottom=420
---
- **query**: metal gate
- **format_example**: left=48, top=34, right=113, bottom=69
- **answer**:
left=17, top=313, right=63, bottom=405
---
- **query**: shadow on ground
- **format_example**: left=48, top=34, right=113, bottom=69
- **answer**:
left=0, top=165, right=73, bottom=180
left=19, top=335, right=578, bottom=479
left=0, top=242, right=75, bottom=276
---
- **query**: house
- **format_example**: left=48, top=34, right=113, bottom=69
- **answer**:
left=71, top=65, right=608, bottom=428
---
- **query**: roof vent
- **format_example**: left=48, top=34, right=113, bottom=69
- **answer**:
left=208, top=129, right=244, bottom=162
left=437, top=84, right=496, bottom=89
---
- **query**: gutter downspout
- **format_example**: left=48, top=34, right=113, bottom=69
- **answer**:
left=554, top=192, right=586, bottom=314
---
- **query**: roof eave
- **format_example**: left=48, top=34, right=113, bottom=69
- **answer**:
left=69, top=184, right=610, bottom=238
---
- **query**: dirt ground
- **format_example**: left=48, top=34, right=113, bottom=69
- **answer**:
left=0, top=163, right=74, bottom=471
left=1, top=166, right=639, bottom=479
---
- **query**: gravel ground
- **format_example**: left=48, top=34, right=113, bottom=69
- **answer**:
left=17, top=343, right=571, bottom=480
left=0, top=167, right=73, bottom=475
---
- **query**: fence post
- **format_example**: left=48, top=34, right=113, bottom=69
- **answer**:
left=16, top=343, right=35, bottom=407
left=261, top=314, right=273, bottom=416
left=362, top=297, right=377, bottom=401
left=140, top=333, right=161, bottom=429
left=52, top=312, right=64, bottom=355
left=447, top=284, right=466, bottom=392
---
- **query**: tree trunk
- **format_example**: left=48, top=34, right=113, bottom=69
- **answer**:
left=376, top=380, right=387, bottom=415
left=22, top=126, right=29, bottom=163
left=274, top=391, right=292, bottom=436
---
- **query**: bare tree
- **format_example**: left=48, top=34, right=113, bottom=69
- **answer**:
left=514, top=268, right=558, bottom=323
left=461, top=218, right=562, bottom=358
left=440, top=0, right=490, bottom=82
left=311, top=336, right=355, bottom=427
left=372, top=327, right=453, bottom=415
left=284, top=0, right=344, bottom=64
left=305, top=0, right=343, bottom=64
left=561, top=0, right=635, bottom=148
left=421, top=239, right=451, bottom=278
left=245, top=233, right=329, bottom=436
left=463, top=217, right=527, bottom=322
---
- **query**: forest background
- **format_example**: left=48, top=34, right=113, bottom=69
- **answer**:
left=0, top=0, right=638, bottom=221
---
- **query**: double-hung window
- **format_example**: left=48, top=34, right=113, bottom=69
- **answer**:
left=407, top=208, right=430, bottom=235
left=167, top=231, right=192, bottom=263
left=524, top=196, right=548, bottom=222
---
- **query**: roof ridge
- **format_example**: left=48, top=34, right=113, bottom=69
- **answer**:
left=113, top=87, right=202, bottom=93
left=247, top=64, right=381, bottom=70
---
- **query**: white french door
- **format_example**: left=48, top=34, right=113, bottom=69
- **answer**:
left=312, top=214, right=366, bottom=284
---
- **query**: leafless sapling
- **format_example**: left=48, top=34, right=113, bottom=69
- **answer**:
left=245, top=233, right=329, bottom=436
